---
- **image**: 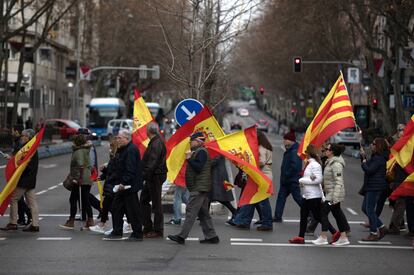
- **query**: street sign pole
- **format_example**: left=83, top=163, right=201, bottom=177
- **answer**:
left=174, top=99, right=204, bottom=126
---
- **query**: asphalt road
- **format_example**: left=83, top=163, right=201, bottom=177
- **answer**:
left=0, top=101, right=413, bottom=275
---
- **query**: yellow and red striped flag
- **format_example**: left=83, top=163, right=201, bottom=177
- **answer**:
left=166, top=107, right=225, bottom=187
left=298, top=73, right=356, bottom=158
left=132, top=89, right=154, bottom=156
left=0, top=128, right=44, bottom=215
left=205, top=127, right=273, bottom=206
left=389, top=114, right=414, bottom=199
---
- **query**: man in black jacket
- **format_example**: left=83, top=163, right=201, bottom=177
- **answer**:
left=141, top=122, right=167, bottom=238
left=1, top=129, right=39, bottom=232
left=103, top=130, right=143, bottom=241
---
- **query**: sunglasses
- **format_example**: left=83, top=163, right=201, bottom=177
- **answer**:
left=398, top=128, right=404, bottom=132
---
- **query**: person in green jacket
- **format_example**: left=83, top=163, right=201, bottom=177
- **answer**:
left=168, top=132, right=219, bottom=245
left=60, top=134, right=94, bottom=230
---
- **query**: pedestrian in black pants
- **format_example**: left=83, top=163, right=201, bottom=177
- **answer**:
left=103, top=130, right=143, bottom=241
left=141, top=123, right=168, bottom=238
left=313, top=144, right=350, bottom=246
left=17, top=197, right=32, bottom=226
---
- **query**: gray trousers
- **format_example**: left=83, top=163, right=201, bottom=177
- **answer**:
left=390, top=198, right=405, bottom=229
left=178, top=191, right=217, bottom=239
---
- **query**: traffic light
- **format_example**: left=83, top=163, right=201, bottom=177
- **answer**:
left=259, top=86, right=265, bottom=95
left=372, top=98, right=378, bottom=110
left=293, top=57, right=302, bottom=73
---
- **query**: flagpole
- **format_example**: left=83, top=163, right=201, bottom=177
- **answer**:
left=340, top=70, right=364, bottom=150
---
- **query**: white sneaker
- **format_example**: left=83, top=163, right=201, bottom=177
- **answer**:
left=332, top=237, right=350, bottom=246
left=312, top=236, right=329, bottom=245
left=104, top=229, right=113, bottom=236
left=123, top=222, right=132, bottom=234
left=90, top=223, right=108, bottom=234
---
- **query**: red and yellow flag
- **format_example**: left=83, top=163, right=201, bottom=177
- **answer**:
left=223, top=180, right=234, bottom=191
left=298, top=73, right=355, bottom=158
left=389, top=114, right=414, bottom=199
left=205, top=127, right=273, bottom=206
left=166, top=107, right=225, bottom=187
left=132, top=89, right=154, bottom=156
left=0, top=128, right=44, bottom=215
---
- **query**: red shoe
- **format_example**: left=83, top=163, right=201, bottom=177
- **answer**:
left=289, top=236, right=305, bottom=244
left=331, top=231, right=341, bottom=243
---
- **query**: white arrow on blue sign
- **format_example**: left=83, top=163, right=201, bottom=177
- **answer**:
left=174, top=99, right=204, bottom=126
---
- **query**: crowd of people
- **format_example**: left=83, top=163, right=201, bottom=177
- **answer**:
left=1, top=122, right=413, bottom=248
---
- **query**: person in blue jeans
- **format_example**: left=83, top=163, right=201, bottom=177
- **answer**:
left=360, top=138, right=389, bottom=241
left=274, top=131, right=303, bottom=222
left=166, top=185, right=189, bottom=225
left=405, top=196, right=414, bottom=237
left=232, top=130, right=274, bottom=231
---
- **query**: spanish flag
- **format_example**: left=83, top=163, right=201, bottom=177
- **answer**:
left=166, top=107, right=224, bottom=187
left=205, top=127, right=273, bottom=206
left=298, top=73, right=356, bottom=158
left=223, top=180, right=234, bottom=191
left=0, top=128, right=44, bottom=215
left=389, top=114, right=414, bottom=199
left=132, top=89, right=153, bottom=156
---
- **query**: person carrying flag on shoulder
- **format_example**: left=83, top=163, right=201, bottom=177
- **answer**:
left=1, top=129, right=40, bottom=232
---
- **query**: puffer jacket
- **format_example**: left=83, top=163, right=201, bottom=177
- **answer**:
left=361, top=152, right=388, bottom=192
left=70, top=143, right=92, bottom=186
left=323, top=156, right=346, bottom=204
left=299, top=158, right=323, bottom=199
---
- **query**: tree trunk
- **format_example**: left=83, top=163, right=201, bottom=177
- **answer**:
left=11, top=37, right=26, bottom=127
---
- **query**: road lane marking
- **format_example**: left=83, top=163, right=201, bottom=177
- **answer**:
left=281, top=219, right=365, bottom=224
left=37, top=237, right=72, bottom=241
left=346, top=208, right=358, bottom=215
left=166, top=237, right=199, bottom=241
left=48, top=186, right=58, bottom=190
left=231, top=238, right=263, bottom=242
left=231, top=242, right=412, bottom=250
left=58, top=182, right=63, bottom=186
left=35, top=190, right=48, bottom=195
left=358, top=241, right=392, bottom=245
left=39, top=164, right=57, bottom=169
left=0, top=237, right=6, bottom=241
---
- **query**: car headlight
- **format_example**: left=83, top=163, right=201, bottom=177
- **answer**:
left=92, top=133, right=97, bottom=136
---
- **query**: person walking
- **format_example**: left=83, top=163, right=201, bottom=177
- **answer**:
left=274, top=131, right=302, bottom=222
left=231, top=130, right=274, bottom=231
left=168, top=132, right=219, bottom=244
left=59, top=134, right=94, bottom=230
left=141, top=122, right=168, bottom=238
left=103, top=130, right=143, bottom=241
left=89, top=138, right=120, bottom=233
left=165, top=185, right=189, bottom=225
left=360, top=138, right=389, bottom=241
left=1, top=129, right=40, bottom=232
left=313, top=143, right=350, bottom=246
left=289, top=144, right=338, bottom=244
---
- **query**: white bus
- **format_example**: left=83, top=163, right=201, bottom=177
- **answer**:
left=87, top=98, right=126, bottom=137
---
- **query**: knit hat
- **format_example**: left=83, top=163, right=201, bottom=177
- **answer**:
left=190, top=132, right=206, bottom=142
left=283, top=131, right=296, bottom=142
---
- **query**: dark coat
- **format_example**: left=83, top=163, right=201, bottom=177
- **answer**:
left=117, top=142, right=143, bottom=193
left=142, top=134, right=167, bottom=181
left=361, top=152, right=388, bottom=192
left=210, top=156, right=234, bottom=202
left=185, top=146, right=212, bottom=192
left=280, top=142, right=302, bottom=186
left=391, top=163, right=408, bottom=191
left=17, top=151, right=39, bottom=190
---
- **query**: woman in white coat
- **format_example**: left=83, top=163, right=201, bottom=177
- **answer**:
left=289, top=144, right=337, bottom=244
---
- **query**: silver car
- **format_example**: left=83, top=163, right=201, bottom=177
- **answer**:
left=328, top=127, right=362, bottom=147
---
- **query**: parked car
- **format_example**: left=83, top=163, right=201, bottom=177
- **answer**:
left=230, top=121, right=243, bottom=131
left=44, top=119, right=81, bottom=140
left=328, top=127, right=361, bottom=148
left=249, top=99, right=256, bottom=105
left=107, top=119, right=133, bottom=139
left=256, top=119, right=269, bottom=132
left=237, top=108, right=249, bottom=117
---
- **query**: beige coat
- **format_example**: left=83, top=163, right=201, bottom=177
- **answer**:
left=259, top=145, right=273, bottom=181
left=323, top=156, right=346, bottom=204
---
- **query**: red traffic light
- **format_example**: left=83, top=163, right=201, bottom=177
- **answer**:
left=372, top=98, right=378, bottom=104
left=259, top=86, right=265, bottom=94
left=293, top=57, right=302, bottom=73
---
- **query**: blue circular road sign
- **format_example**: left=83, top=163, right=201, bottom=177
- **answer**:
left=174, top=99, right=204, bottom=126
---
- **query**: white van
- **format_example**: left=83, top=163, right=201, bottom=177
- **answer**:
left=106, top=119, right=133, bottom=139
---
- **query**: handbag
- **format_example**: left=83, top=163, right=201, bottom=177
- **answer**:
left=63, top=174, right=74, bottom=191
